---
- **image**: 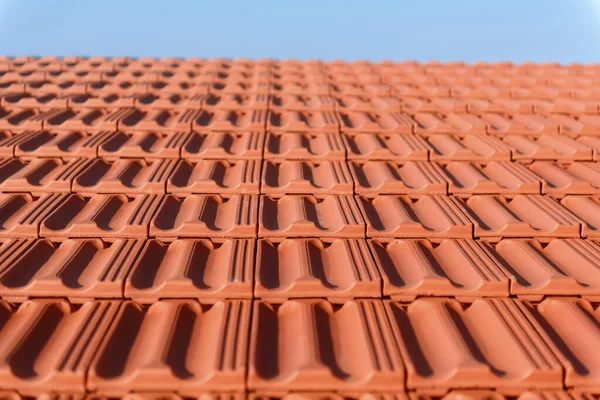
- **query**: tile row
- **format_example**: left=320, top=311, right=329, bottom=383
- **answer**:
left=4, top=157, right=600, bottom=197
left=6, top=131, right=600, bottom=163
left=4, top=66, right=600, bottom=84
left=6, top=79, right=600, bottom=100
left=4, top=237, right=600, bottom=302
left=0, top=393, right=593, bottom=400
left=5, top=94, right=600, bottom=117
left=3, top=192, right=600, bottom=240
left=0, top=297, right=599, bottom=393
left=2, top=56, right=600, bottom=75
left=4, top=109, right=600, bottom=135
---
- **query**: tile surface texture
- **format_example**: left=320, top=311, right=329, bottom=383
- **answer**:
left=3, top=57, right=600, bottom=395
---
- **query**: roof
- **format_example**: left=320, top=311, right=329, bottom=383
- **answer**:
left=0, top=56, right=599, bottom=397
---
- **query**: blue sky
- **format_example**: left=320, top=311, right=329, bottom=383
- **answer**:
left=0, top=0, right=599, bottom=63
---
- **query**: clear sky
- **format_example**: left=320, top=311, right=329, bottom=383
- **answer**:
left=0, top=0, right=599, bottom=63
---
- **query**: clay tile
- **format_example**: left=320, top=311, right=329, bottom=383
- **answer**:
left=402, top=97, right=468, bottom=114
left=0, top=300, right=123, bottom=394
left=468, top=98, right=535, bottom=115
left=343, top=133, right=430, bottom=161
left=350, top=161, right=447, bottom=197
left=88, top=300, right=251, bottom=394
left=40, top=194, right=163, bottom=240
left=262, top=160, right=352, bottom=197
left=259, top=195, right=365, bottom=240
left=268, top=110, right=339, bottom=133
left=338, top=111, right=415, bottom=133
left=577, top=136, right=600, bottom=161
left=357, top=195, right=473, bottom=239
left=272, top=81, right=332, bottom=96
left=0, top=239, right=144, bottom=302
left=264, top=132, right=345, bottom=160
left=150, top=194, right=258, bottom=239
left=534, top=99, right=600, bottom=116
left=1, top=93, right=69, bottom=111
left=443, top=161, right=542, bottom=196
left=15, top=130, right=115, bottom=160
left=64, top=93, right=135, bottom=110
left=0, top=193, right=67, bottom=239
left=563, top=115, right=600, bottom=137
left=66, top=93, right=135, bottom=110
left=255, top=239, right=381, bottom=301
left=182, top=131, right=264, bottom=160
left=426, top=134, right=512, bottom=162
left=372, top=239, right=510, bottom=301
left=125, top=239, right=255, bottom=302
left=483, top=113, right=560, bottom=136
left=193, top=109, right=267, bottom=132
left=413, top=113, right=486, bottom=135
left=0, top=157, right=91, bottom=195
left=0, top=108, right=40, bottom=131
left=495, top=239, right=600, bottom=299
left=99, top=131, right=190, bottom=160
left=504, top=134, right=593, bottom=162
left=168, top=159, right=260, bottom=195
left=560, top=196, right=600, bottom=237
left=333, top=94, right=401, bottom=112
left=248, top=300, right=404, bottom=390
left=201, top=92, right=270, bottom=110
left=409, top=391, right=512, bottom=400
left=518, top=298, right=600, bottom=387
left=73, top=159, right=179, bottom=195
left=385, top=298, right=562, bottom=391
left=269, top=94, right=337, bottom=111
left=530, top=162, right=600, bottom=196
left=462, top=195, right=581, bottom=240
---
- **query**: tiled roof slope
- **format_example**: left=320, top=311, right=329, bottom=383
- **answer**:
left=1, top=56, right=600, bottom=397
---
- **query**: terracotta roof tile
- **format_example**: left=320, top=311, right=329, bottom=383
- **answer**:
left=0, top=157, right=91, bottom=194
left=168, top=159, right=261, bottom=195
left=182, top=131, right=264, bottom=160
left=372, top=239, right=509, bottom=300
left=0, top=238, right=144, bottom=302
left=262, top=160, right=352, bottom=196
left=99, top=131, right=191, bottom=160
left=248, top=300, right=404, bottom=391
left=350, top=161, right=447, bottom=196
left=560, top=195, right=600, bottom=237
left=255, top=239, right=381, bottom=301
left=0, top=300, right=121, bottom=393
left=73, top=158, right=179, bottom=195
left=386, top=298, right=562, bottom=391
left=461, top=195, right=581, bottom=240
left=150, top=194, right=258, bottom=239
left=125, top=239, right=255, bottom=302
left=519, top=298, right=600, bottom=388
left=40, top=194, right=162, bottom=240
left=13, top=130, right=115, bottom=159
left=339, top=111, right=415, bottom=133
left=414, top=113, right=487, bottom=135
left=88, top=300, right=251, bottom=394
left=343, top=133, right=430, bottom=161
left=503, top=134, right=593, bottom=161
left=442, top=161, right=542, bottom=195
left=357, top=195, right=473, bottom=239
left=530, top=162, right=600, bottom=196
left=495, top=238, right=600, bottom=299
left=426, top=134, right=511, bottom=162
left=259, top=195, right=365, bottom=239
left=264, top=131, right=345, bottom=160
